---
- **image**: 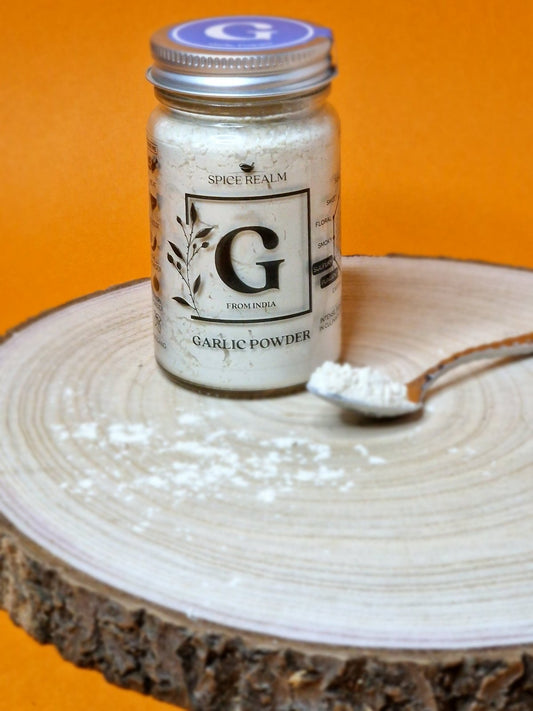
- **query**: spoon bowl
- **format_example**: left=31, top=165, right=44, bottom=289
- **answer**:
left=307, top=331, right=533, bottom=418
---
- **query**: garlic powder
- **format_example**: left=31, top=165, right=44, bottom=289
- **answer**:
left=308, top=361, right=418, bottom=415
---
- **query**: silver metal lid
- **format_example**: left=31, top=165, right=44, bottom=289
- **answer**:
left=147, top=16, right=336, bottom=99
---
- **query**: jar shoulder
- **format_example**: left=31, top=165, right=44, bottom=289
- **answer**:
left=146, top=102, right=339, bottom=147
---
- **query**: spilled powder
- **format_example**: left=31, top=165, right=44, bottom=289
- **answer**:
left=47, top=412, right=374, bottom=512
left=108, top=423, right=153, bottom=445
left=354, top=443, right=387, bottom=465
left=45, top=388, right=396, bottom=546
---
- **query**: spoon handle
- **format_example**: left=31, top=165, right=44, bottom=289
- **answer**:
left=406, top=331, right=533, bottom=403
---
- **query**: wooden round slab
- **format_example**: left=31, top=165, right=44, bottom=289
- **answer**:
left=1, top=256, right=533, bottom=710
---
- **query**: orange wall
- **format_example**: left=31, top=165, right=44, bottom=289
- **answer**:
left=2, top=0, right=532, bottom=335
left=0, top=2, right=532, bottom=709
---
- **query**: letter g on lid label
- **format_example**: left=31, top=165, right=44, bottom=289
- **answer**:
left=168, top=16, right=325, bottom=50
left=205, top=21, right=277, bottom=42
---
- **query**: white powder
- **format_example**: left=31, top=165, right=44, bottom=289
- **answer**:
left=354, top=443, right=369, bottom=457
left=49, top=408, right=355, bottom=517
left=309, top=443, right=331, bottom=461
left=308, top=361, right=417, bottom=415
left=368, top=455, right=387, bottom=465
left=147, top=94, right=341, bottom=393
left=257, top=488, right=277, bottom=503
left=108, top=423, right=153, bottom=445
left=177, top=413, right=203, bottom=427
left=353, top=443, right=387, bottom=465
left=73, top=422, right=98, bottom=440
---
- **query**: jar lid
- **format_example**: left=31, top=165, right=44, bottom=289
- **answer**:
left=147, top=16, right=336, bottom=99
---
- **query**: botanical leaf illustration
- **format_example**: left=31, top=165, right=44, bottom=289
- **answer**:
left=194, top=227, right=214, bottom=241
left=167, top=205, right=215, bottom=317
left=173, top=296, right=192, bottom=308
left=168, top=241, right=185, bottom=261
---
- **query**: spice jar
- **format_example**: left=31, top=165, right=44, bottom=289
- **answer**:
left=146, top=16, right=341, bottom=396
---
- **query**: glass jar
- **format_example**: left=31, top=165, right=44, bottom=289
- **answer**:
left=146, top=16, right=341, bottom=396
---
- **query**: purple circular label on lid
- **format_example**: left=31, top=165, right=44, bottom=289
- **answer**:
left=168, top=16, right=330, bottom=51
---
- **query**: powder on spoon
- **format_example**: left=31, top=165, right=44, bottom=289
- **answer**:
left=308, top=361, right=418, bottom=415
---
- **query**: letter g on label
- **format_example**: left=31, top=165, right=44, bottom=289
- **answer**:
left=215, top=226, right=284, bottom=294
left=204, top=21, right=276, bottom=42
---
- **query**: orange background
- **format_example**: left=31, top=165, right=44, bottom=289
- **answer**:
left=1, top=0, right=532, bottom=709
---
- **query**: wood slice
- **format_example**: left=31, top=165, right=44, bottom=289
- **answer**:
left=1, top=256, right=533, bottom=711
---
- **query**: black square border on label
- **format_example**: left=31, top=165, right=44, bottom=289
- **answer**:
left=185, top=190, right=312, bottom=324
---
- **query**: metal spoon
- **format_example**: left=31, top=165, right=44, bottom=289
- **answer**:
left=306, top=331, right=533, bottom=418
